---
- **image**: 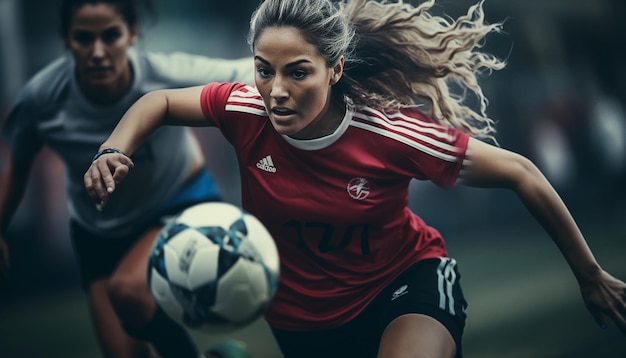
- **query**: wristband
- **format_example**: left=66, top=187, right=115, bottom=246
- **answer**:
left=92, top=147, right=127, bottom=162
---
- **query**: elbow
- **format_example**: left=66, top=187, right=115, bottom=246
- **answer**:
left=508, top=153, right=547, bottom=192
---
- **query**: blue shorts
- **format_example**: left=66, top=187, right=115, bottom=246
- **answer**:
left=70, top=170, right=221, bottom=289
left=271, top=257, right=467, bottom=358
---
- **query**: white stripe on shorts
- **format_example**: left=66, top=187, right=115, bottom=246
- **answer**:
left=436, top=257, right=457, bottom=315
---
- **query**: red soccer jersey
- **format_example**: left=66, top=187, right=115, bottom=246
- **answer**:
left=200, top=82, right=469, bottom=330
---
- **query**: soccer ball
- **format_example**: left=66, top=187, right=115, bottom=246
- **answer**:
left=147, top=202, right=280, bottom=333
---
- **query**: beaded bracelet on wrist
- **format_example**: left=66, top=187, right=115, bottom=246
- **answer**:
left=92, top=147, right=127, bottom=162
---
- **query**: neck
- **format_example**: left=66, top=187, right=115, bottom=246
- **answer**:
left=291, top=97, right=346, bottom=140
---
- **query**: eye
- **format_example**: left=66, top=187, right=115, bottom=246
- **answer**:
left=101, top=28, right=122, bottom=44
left=257, top=67, right=272, bottom=78
left=72, top=31, right=94, bottom=45
left=291, top=70, right=307, bottom=80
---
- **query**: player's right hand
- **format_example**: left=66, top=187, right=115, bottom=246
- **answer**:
left=84, top=152, right=134, bottom=210
left=0, top=237, right=10, bottom=279
left=580, top=268, right=626, bottom=335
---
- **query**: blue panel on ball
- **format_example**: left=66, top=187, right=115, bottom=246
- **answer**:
left=197, top=226, right=228, bottom=245
left=228, top=217, right=248, bottom=238
left=168, top=281, right=230, bottom=328
left=163, top=223, right=192, bottom=241
left=217, top=249, right=242, bottom=277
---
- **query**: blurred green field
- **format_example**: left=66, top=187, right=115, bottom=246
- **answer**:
left=1, top=222, right=624, bottom=358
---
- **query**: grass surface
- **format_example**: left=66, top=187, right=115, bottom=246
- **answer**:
left=1, top=223, right=624, bottom=357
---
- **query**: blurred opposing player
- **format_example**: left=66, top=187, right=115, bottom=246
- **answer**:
left=0, top=0, right=252, bottom=357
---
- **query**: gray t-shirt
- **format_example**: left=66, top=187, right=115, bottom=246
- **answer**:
left=2, top=48, right=255, bottom=236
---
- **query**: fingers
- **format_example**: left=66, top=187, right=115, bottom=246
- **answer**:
left=616, top=292, right=626, bottom=334
left=587, top=304, right=608, bottom=330
left=97, top=154, right=133, bottom=194
left=583, top=272, right=626, bottom=335
left=605, top=276, right=626, bottom=334
left=95, top=199, right=108, bottom=212
left=604, top=301, right=626, bottom=335
left=112, top=161, right=132, bottom=184
left=84, top=163, right=110, bottom=202
left=84, top=153, right=134, bottom=208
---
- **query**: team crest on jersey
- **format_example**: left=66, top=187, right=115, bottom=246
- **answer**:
left=347, top=177, right=370, bottom=200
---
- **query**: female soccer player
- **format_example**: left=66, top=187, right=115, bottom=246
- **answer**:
left=0, top=0, right=251, bottom=357
left=83, top=0, right=626, bottom=357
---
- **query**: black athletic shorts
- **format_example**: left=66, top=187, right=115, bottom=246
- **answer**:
left=70, top=170, right=220, bottom=289
left=271, top=257, right=467, bottom=358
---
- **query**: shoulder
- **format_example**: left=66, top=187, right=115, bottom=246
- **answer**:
left=224, top=84, right=265, bottom=113
left=352, top=105, right=460, bottom=137
left=201, top=83, right=266, bottom=118
left=352, top=105, right=432, bottom=126
left=350, top=104, right=468, bottom=157
left=203, top=82, right=261, bottom=105
left=11, top=54, right=73, bottom=113
left=200, top=83, right=268, bottom=141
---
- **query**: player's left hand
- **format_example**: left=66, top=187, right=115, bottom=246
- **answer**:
left=579, top=269, right=626, bottom=335
left=84, top=152, right=134, bottom=209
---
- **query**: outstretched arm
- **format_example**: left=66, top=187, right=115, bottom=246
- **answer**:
left=460, top=137, right=626, bottom=334
left=84, top=85, right=207, bottom=205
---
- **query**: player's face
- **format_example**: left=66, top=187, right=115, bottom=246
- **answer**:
left=65, top=3, right=137, bottom=100
left=254, top=26, right=344, bottom=139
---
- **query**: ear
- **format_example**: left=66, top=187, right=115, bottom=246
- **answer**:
left=329, top=56, right=344, bottom=85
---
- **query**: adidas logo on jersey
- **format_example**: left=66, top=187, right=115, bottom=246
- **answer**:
left=256, top=155, right=277, bottom=173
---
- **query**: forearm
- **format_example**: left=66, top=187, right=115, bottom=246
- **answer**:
left=464, top=138, right=601, bottom=283
left=100, top=86, right=207, bottom=155
left=463, top=139, right=625, bottom=332
left=515, top=163, right=600, bottom=283
left=100, top=90, right=170, bottom=156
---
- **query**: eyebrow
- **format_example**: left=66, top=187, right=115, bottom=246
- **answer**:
left=254, top=55, right=312, bottom=68
left=71, top=24, right=122, bottom=33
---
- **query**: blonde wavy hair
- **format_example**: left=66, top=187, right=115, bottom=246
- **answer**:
left=248, top=0, right=505, bottom=140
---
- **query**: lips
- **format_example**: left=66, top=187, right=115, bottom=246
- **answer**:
left=271, top=107, right=296, bottom=115
left=270, top=108, right=297, bottom=124
left=86, top=66, right=113, bottom=78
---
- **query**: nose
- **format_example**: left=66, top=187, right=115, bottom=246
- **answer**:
left=270, top=75, right=288, bottom=101
left=92, top=39, right=106, bottom=60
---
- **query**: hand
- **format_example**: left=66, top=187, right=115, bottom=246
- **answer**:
left=0, top=237, right=10, bottom=280
left=580, top=269, right=626, bottom=335
left=84, top=152, right=134, bottom=210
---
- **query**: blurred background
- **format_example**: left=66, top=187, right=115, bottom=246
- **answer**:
left=0, top=0, right=625, bottom=357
